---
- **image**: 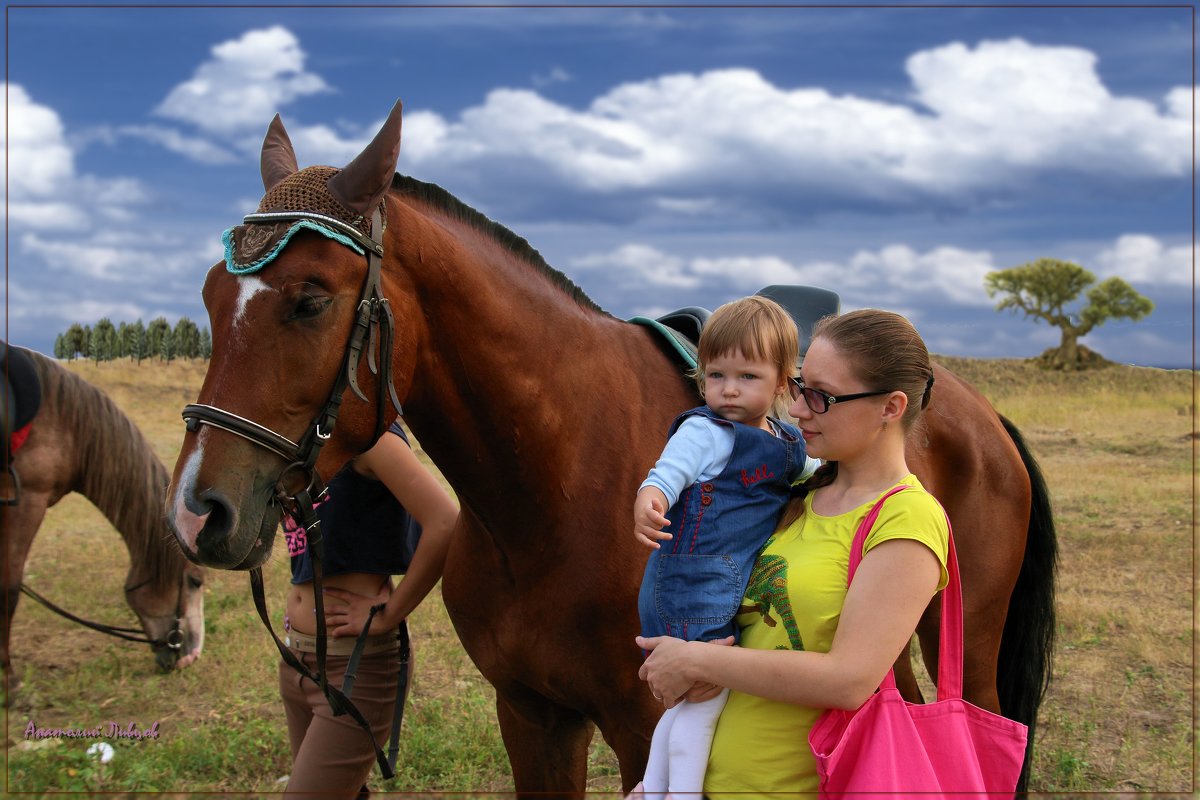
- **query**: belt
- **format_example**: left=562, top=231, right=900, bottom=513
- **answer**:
left=285, top=630, right=399, bottom=656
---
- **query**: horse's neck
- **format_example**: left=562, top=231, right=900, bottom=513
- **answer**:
left=47, top=366, right=175, bottom=572
left=389, top=202, right=686, bottom=537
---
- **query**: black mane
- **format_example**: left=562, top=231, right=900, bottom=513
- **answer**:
left=390, top=174, right=610, bottom=317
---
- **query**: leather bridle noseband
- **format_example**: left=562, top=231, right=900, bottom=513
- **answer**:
left=180, top=205, right=408, bottom=779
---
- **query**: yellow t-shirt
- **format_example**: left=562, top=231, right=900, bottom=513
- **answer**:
left=704, top=474, right=950, bottom=797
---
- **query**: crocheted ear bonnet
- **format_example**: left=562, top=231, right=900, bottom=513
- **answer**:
left=222, top=165, right=385, bottom=275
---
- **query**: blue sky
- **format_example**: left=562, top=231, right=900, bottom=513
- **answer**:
left=4, top=2, right=1194, bottom=367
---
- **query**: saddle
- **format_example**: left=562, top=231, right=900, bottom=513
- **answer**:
left=632, top=284, right=841, bottom=371
left=1, top=341, right=42, bottom=505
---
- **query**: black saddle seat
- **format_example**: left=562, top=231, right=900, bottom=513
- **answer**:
left=755, top=284, right=841, bottom=357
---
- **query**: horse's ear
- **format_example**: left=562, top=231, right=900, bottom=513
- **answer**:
left=261, top=113, right=299, bottom=192
left=328, top=99, right=403, bottom=217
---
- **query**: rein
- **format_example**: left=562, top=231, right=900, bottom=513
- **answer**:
left=19, top=576, right=186, bottom=653
left=181, top=204, right=407, bottom=779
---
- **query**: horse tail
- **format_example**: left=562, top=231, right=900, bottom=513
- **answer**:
left=997, top=415, right=1058, bottom=793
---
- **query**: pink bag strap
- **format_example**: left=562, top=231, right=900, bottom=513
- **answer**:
left=846, top=485, right=963, bottom=701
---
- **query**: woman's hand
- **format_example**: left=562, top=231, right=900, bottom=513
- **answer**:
left=636, top=635, right=733, bottom=708
left=322, top=584, right=392, bottom=638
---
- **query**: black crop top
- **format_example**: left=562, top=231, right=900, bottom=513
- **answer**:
left=286, top=422, right=422, bottom=584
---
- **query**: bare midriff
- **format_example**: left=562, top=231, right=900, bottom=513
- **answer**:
left=285, top=572, right=394, bottom=636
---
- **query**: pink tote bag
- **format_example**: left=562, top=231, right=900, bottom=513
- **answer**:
left=808, top=486, right=1028, bottom=798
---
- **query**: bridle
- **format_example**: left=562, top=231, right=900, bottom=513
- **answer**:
left=19, top=572, right=188, bottom=654
left=179, top=204, right=408, bottom=778
left=182, top=206, right=403, bottom=498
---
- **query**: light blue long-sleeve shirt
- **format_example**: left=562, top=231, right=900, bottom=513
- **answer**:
left=640, top=415, right=821, bottom=508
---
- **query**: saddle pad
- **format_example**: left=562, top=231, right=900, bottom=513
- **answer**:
left=628, top=317, right=698, bottom=370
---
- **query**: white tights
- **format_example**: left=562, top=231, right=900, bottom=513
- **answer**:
left=640, top=688, right=730, bottom=800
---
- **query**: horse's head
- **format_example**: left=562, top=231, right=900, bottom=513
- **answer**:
left=167, top=101, right=410, bottom=569
left=124, top=556, right=206, bottom=670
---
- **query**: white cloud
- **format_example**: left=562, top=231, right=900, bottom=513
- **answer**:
left=3, top=84, right=74, bottom=197
left=1094, top=234, right=1191, bottom=287
left=691, top=255, right=806, bottom=290
left=572, top=243, right=699, bottom=289
left=19, top=231, right=210, bottom=282
left=390, top=39, right=1187, bottom=208
left=140, top=32, right=1187, bottom=220
left=573, top=242, right=998, bottom=308
left=118, top=125, right=240, bottom=164
left=3, top=84, right=154, bottom=234
left=8, top=201, right=90, bottom=231
left=154, top=26, right=329, bottom=136
left=532, top=67, right=572, bottom=89
left=142, top=27, right=399, bottom=169
left=847, top=245, right=995, bottom=305
left=906, top=39, right=1190, bottom=180
left=285, top=123, right=375, bottom=168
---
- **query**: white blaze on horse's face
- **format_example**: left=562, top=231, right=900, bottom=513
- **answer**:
left=171, top=443, right=210, bottom=554
left=233, top=275, right=271, bottom=328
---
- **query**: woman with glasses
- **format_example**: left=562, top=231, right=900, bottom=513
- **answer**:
left=636, top=308, right=948, bottom=797
left=630, top=296, right=821, bottom=799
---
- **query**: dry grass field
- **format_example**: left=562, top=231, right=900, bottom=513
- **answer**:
left=3, top=354, right=1194, bottom=795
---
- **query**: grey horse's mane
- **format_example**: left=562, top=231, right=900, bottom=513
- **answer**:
left=27, top=349, right=186, bottom=592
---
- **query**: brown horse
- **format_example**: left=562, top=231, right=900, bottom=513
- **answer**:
left=166, top=102, right=1055, bottom=795
left=2, top=347, right=205, bottom=697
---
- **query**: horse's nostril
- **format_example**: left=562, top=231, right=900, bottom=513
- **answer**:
left=204, top=498, right=230, bottom=537
left=194, top=491, right=239, bottom=562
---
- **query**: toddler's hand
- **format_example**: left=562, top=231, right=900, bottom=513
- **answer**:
left=633, top=488, right=672, bottom=549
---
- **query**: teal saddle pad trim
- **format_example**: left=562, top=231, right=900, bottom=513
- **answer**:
left=628, top=317, right=698, bottom=370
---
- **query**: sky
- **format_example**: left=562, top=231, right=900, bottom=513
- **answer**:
left=3, top=1, right=1194, bottom=368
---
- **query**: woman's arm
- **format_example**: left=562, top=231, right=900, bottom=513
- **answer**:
left=324, top=429, right=459, bottom=636
left=638, top=537, right=940, bottom=710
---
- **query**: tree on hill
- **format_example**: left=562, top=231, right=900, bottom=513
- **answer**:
left=79, top=324, right=93, bottom=361
left=116, top=322, right=129, bottom=360
left=63, top=323, right=86, bottom=360
left=146, top=317, right=170, bottom=361
left=90, top=318, right=118, bottom=364
left=125, top=319, right=148, bottom=364
left=173, top=317, right=201, bottom=360
left=984, top=258, right=1155, bottom=371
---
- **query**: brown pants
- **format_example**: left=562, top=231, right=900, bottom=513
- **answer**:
left=279, top=644, right=404, bottom=799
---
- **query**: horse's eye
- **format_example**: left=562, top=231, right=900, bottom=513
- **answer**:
left=187, top=575, right=204, bottom=590
left=291, top=294, right=331, bottom=320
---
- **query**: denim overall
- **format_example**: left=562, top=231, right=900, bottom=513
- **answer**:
left=638, top=406, right=807, bottom=643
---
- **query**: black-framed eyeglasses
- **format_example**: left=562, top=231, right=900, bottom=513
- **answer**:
left=788, top=377, right=893, bottom=414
